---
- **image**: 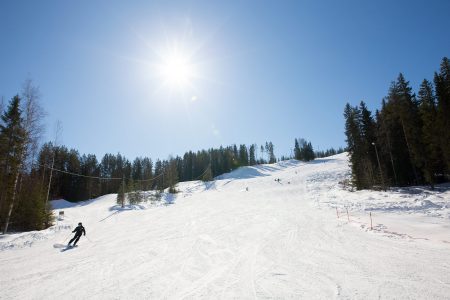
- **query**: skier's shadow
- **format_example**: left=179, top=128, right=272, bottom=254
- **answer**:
left=60, top=245, right=77, bottom=252
left=53, top=243, right=77, bottom=252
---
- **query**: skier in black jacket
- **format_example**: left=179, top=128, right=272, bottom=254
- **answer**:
left=68, top=222, right=86, bottom=246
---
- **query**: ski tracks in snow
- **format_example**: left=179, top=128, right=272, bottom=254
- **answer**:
left=2, top=154, right=450, bottom=299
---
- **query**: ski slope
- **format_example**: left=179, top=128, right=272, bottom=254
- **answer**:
left=1, top=153, right=449, bottom=299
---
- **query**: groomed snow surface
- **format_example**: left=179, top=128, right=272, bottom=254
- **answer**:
left=1, top=153, right=449, bottom=299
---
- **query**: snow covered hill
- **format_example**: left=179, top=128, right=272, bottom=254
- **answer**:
left=1, top=153, right=449, bottom=299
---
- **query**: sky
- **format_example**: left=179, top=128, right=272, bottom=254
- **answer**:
left=1, top=0, right=449, bottom=162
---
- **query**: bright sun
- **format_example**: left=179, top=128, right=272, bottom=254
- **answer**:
left=158, top=50, right=196, bottom=89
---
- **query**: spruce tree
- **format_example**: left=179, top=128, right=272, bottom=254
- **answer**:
left=359, top=101, right=378, bottom=187
left=381, top=78, right=420, bottom=186
left=132, top=157, right=143, bottom=181
left=375, top=106, right=397, bottom=186
left=395, top=74, right=423, bottom=183
left=266, top=142, right=276, bottom=163
left=434, top=57, right=450, bottom=172
left=233, top=145, right=239, bottom=167
left=238, top=144, right=249, bottom=166
left=418, top=79, right=442, bottom=187
left=154, top=159, right=164, bottom=191
left=294, top=139, right=301, bottom=160
left=303, top=142, right=315, bottom=161
left=260, top=145, right=265, bottom=163
left=142, top=157, right=153, bottom=191
left=14, top=173, right=52, bottom=231
left=344, top=103, right=366, bottom=189
left=249, top=144, right=256, bottom=165
left=0, top=96, right=26, bottom=233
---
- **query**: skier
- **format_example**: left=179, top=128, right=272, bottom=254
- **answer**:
left=68, top=222, right=86, bottom=246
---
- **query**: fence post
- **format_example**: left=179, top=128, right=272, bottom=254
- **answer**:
left=336, top=207, right=339, bottom=219
left=346, top=208, right=350, bottom=222
left=122, top=176, right=125, bottom=208
left=370, top=212, right=373, bottom=230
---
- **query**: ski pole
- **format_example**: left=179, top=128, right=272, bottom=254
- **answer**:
left=63, top=232, right=72, bottom=243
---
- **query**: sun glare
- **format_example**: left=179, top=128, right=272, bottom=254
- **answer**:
left=140, top=32, right=210, bottom=97
left=158, top=50, right=196, bottom=89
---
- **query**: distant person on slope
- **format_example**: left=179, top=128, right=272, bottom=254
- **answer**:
left=68, top=222, right=86, bottom=246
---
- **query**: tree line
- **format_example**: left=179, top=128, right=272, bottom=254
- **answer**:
left=36, top=142, right=280, bottom=202
left=314, top=147, right=345, bottom=159
left=344, top=57, right=450, bottom=190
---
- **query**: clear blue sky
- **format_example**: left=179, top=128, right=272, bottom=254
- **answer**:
left=1, top=0, right=449, bottom=161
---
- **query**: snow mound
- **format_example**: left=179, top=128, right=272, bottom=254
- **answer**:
left=0, top=224, right=71, bottom=251
left=415, top=199, right=442, bottom=209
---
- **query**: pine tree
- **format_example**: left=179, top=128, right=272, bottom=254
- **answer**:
left=141, top=157, right=153, bottom=191
left=13, top=173, right=51, bottom=231
left=249, top=144, right=256, bottom=165
left=418, top=79, right=443, bottom=187
left=260, top=145, right=265, bottom=164
left=375, top=106, right=397, bottom=186
left=266, top=142, right=276, bottom=163
left=238, top=144, right=249, bottom=166
left=303, top=142, right=315, bottom=161
left=100, top=153, right=117, bottom=194
left=380, top=77, right=420, bottom=186
left=126, top=179, right=144, bottom=204
left=344, top=58, right=450, bottom=189
left=359, top=101, right=378, bottom=187
left=80, top=154, right=100, bottom=199
left=344, top=103, right=367, bottom=189
left=434, top=57, right=450, bottom=172
left=0, top=96, right=27, bottom=233
left=153, top=159, right=163, bottom=190
left=396, top=73, right=423, bottom=184
left=132, top=157, right=143, bottom=181
left=294, top=138, right=301, bottom=160
left=232, top=145, right=239, bottom=168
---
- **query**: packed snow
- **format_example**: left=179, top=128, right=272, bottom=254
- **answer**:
left=1, top=153, right=449, bottom=299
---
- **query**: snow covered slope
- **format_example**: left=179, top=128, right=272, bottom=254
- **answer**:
left=1, top=153, right=449, bottom=299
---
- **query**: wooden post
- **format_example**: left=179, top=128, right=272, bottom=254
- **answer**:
left=370, top=212, right=373, bottom=230
left=122, top=176, right=125, bottom=208
left=346, top=208, right=350, bottom=222
left=336, top=207, right=339, bottom=219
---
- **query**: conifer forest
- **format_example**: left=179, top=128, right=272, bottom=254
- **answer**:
left=344, top=57, right=450, bottom=190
